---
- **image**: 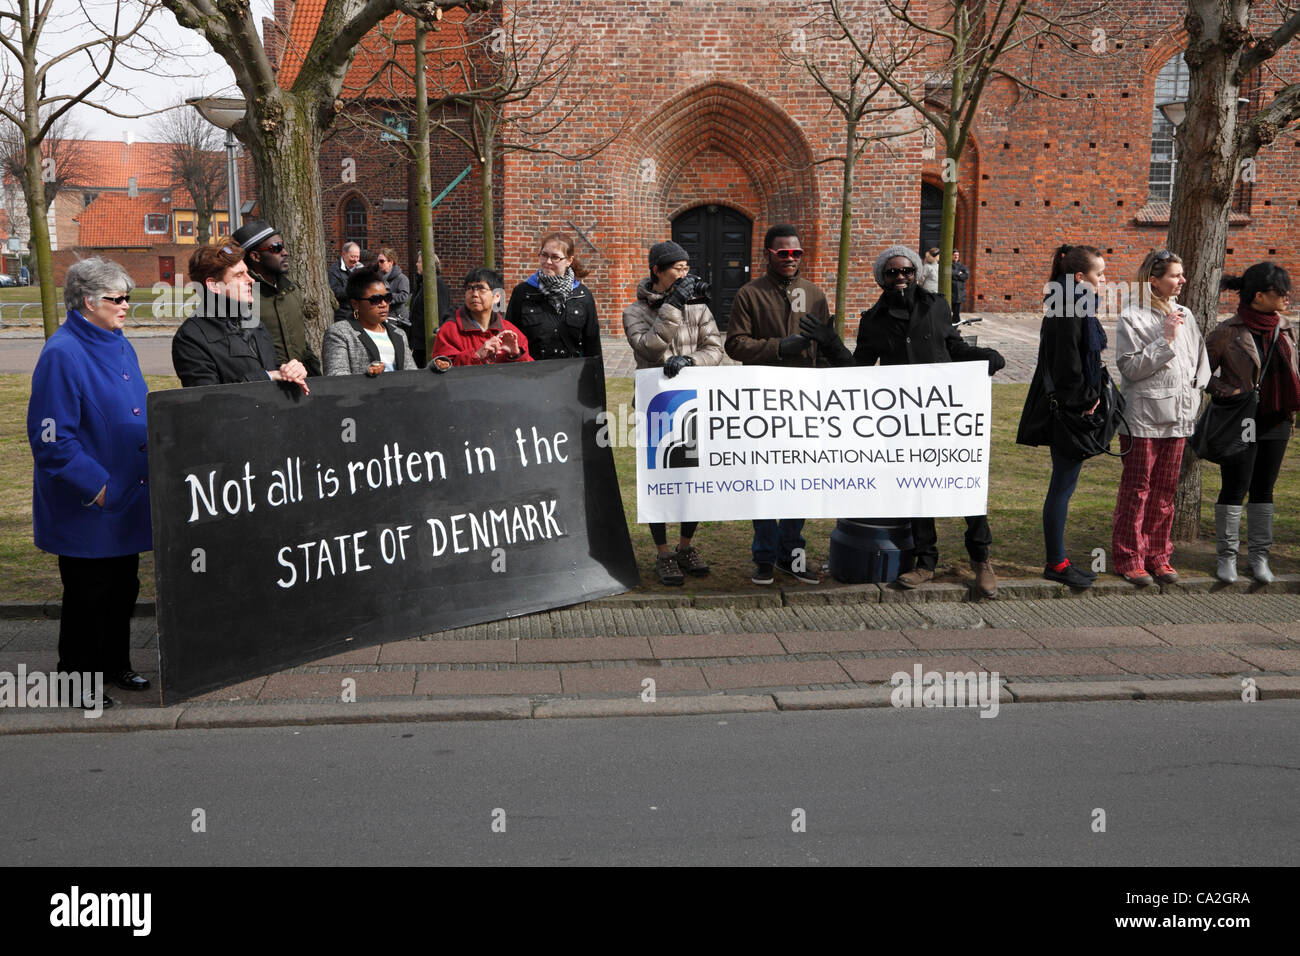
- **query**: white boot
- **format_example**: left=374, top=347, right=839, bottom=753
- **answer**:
left=1246, top=502, right=1275, bottom=584
left=1214, top=504, right=1242, bottom=583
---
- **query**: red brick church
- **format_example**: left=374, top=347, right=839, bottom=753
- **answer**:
left=264, top=0, right=1300, bottom=334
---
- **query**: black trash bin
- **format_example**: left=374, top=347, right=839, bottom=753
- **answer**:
left=828, top=518, right=916, bottom=584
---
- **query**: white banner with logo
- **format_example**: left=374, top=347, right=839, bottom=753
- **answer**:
left=633, top=363, right=991, bottom=523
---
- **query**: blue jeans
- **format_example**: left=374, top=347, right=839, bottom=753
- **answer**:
left=751, top=519, right=806, bottom=566
left=1043, top=447, right=1083, bottom=566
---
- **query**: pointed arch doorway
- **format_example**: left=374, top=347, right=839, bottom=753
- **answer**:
left=671, top=204, right=752, bottom=330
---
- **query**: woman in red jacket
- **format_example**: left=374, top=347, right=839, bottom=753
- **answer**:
left=433, top=268, right=534, bottom=367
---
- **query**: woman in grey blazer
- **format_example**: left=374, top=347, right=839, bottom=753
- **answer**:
left=322, top=267, right=415, bottom=376
left=1111, top=250, right=1210, bottom=586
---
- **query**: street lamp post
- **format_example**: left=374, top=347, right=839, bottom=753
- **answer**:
left=186, top=96, right=248, bottom=234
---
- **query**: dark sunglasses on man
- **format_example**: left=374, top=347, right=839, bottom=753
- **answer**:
left=260, top=241, right=286, bottom=254
left=768, top=248, right=804, bottom=260
left=884, top=266, right=917, bottom=279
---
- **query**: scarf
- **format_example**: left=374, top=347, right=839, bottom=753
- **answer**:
left=538, top=268, right=577, bottom=315
left=1046, top=280, right=1107, bottom=386
left=1239, top=305, right=1300, bottom=416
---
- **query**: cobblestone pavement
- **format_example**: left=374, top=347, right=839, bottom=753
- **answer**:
left=2, top=586, right=1297, bottom=719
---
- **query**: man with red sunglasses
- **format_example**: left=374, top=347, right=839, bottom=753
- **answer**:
left=725, top=223, right=852, bottom=586
left=234, top=219, right=321, bottom=377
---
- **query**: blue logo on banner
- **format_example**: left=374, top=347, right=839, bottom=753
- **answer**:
left=646, top=389, right=699, bottom=470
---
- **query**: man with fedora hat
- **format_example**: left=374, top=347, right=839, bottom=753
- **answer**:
left=232, top=218, right=322, bottom=376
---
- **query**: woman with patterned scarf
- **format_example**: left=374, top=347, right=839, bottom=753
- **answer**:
left=1205, top=262, right=1300, bottom=583
left=1017, top=244, right=1109, bottom=589
left=504, top=232, right=602, bottom=362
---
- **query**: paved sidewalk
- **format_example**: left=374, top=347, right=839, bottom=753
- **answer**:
left=3, top=581, right=1298, bottom=734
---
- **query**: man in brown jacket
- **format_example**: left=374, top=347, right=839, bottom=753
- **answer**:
left=724, top=223, right=852, bottom=586
left=234, top=219, right=322, bottom=377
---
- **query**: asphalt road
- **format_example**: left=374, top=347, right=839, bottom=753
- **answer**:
left=1, top=700, right=1295, bottom=866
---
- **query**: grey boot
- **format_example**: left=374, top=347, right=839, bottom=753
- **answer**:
left=1246, top=502, right=1276, bottom=584
left=1215, top=504, right=1242, bottom=583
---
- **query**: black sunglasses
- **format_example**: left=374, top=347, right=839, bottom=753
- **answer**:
left=884, top=267, right=917, bottom=278
left=360, top=293, right=393, bottom=305
left=1154, top=250, right=1173, bottom=261
left=262, top=241, right=286, bottom=254
left=101, top=294, right=130, bottom=305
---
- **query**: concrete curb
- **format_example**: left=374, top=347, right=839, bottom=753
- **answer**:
left=4, top=678, right=1296, bottom=736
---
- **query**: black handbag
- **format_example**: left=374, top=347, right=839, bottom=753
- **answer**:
left=1042, top=363, right=1130, bottom=461
left=1191, top=328, right=1279, bottom=464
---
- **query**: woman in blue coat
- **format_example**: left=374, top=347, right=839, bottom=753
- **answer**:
left=27, top=258, right=154, bottom=707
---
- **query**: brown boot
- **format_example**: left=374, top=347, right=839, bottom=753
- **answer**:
left=972, top=559, right=997, bottom=599
left=896, top=567, right=935, bottom=589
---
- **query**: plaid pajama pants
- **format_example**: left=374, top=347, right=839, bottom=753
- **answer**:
left=1112, top=435, right=1185, bottom=574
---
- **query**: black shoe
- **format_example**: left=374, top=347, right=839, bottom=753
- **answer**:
left=752, top=563, right=775, bottom=585
left=776, top=558, right=821, bottom=584
left=112, top=670, right=151, bottom=691
left=80, top=692, right=114, bottom=711
left=1044, top=563, right=1094, bottom=589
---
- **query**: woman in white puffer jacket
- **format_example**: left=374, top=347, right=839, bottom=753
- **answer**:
left=623, top=240, right=725, bottom=585
left=1111, top=249, right=1210, bottom=586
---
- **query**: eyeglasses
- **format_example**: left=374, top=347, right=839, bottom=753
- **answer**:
left=768, top=248, right=804, bottom=260
left=101, top=295, right=130, bottom=305
left=360, top=293, right=393, bottom=305
left=883, top=267, right=917, bottom=278
left=539, top=252, right=568, bottom=263
left=1154, top=250, right=1173, bottom=260
left=262, top=242, right=286, bottom=254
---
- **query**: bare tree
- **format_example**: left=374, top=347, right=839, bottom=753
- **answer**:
left=151, top=103, right=226, bottom=244
left=423, top=1, right=626, bottom=269
left=0, top=106, right=89, bottom=227
left=782, top=7, right=920, bottom=332
left=160, top=0, right=480, bottom=348
left=1166, top=1, right=1300, bottom=540
left=825, top=0, right=1113, bottom=303
left=0, top=0, right=162, bottom=336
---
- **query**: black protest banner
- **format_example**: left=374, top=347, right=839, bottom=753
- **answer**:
left=147, top=357, right=638, bottom=703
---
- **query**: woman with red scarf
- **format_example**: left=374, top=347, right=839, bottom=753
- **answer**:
left=1205, top=262, right=1300, bottom=583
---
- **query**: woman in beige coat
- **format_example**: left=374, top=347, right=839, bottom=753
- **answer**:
left=1111, top=250, right=1210, bottom=585
left=623, top=240, right=725, bottom=585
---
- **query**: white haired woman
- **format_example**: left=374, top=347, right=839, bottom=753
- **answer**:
left=27, top=258, right=154, bottom=708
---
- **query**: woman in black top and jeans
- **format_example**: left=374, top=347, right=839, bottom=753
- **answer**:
left=1017, top=244, right=1108, bottom=589
left=504, top=232, right=602, bottom=361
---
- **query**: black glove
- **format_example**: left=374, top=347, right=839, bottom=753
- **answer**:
left=778, top=334, right=810, bottom=359
left=798, top=315, right=840, bottom=348
left=984, top=349, right=1006, bottom=376
left=663, top=354, right=694, bottom=378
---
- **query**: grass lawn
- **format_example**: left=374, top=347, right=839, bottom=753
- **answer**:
left=2, top=373, right=1295, bottom=604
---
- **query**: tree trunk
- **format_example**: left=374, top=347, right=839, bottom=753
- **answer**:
left=1166, top=0, right=1251, bottom=541
left=480, top=145, right=495, bottom=271
left=414, top=21, right=439, bottom=355
left=241, top=94, right=332, bottom=351
left=834, top=118, right=856, bottom=336
left=22, top=124, right=58, bottom=338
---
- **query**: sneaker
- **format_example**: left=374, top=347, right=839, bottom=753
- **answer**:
left=674, top=546, right=710, bottom=576
left=655, top=552, right=684, bottom=586
left=1148, top=564, right=1179, bottom=584
left=896, top=567, right=935, bottom=589
left=1121, top=569, right=1154, bottom=587
left=776, top=558, right=821, bottom=584
left=752, top=563, right=775, bottom=586
left=1044, top=563, right=1094, bottom=589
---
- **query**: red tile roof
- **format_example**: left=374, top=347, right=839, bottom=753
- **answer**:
left=276, top=1, right=476, bottom=98
left=76, top=192, right=174, bottom=248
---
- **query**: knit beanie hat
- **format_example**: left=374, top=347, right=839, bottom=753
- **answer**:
left=648, top=240, right=690, bottom=272
left=873, top=245, right=924, bottom=288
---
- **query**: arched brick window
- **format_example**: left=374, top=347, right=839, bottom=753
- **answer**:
left=343, top=196, right=368, bottom=249
left=1148, top=53, right=1189, bottom=203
